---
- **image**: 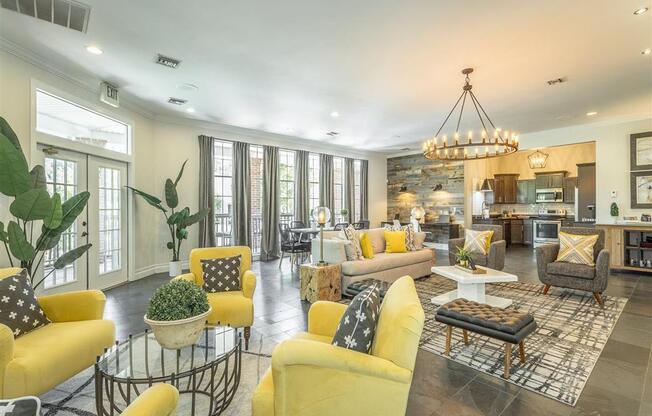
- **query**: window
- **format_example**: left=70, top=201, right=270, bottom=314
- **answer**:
left=35, top=89, right=131, bottom=154
left=214, top=141, right=233, bottom=246
left=333, top=157, right=345, bottom=223
left=354, top=160, right=362, bottom=222
left=250, top=145, right=264, bottom=255
left=308, top=153, right=320, bottom=214
left=279, top=150, right=295, bottom=225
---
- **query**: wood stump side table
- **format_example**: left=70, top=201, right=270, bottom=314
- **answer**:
left=300, top=263, right=342, bottom=303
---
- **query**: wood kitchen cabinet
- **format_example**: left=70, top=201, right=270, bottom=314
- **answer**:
left=577, top=163, right=596, bottom=221
left=535, top=171, right=567, bottom=189
left=516, top=180, right=536, bottom=204
left=563, top=177, right=577, bottom=203
left=523, top=219, right=533, bottom=245
left=493, top=174, right=519, bottom=204
left=511, top=219, right=524, bottom=244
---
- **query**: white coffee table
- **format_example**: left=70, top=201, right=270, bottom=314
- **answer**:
left=431, top=265, right=518, bottom=308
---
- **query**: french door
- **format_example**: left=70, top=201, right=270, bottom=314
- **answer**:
left=35, top=145, right=129, bottom=294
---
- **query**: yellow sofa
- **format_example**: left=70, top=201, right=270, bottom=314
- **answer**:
left=0, top=267, right=115, bottom=399
left=122, top=384, right=179, bottom=416
left=176, top=246, right=256, bottom=349
left=252, top=275, right=424, bottom=416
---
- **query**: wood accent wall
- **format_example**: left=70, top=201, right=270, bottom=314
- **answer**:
left=387, top=154, right=464, bottom=222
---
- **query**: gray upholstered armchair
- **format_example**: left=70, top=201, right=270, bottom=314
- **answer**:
left=536, top=227, right=610, bottom=306
left=448, top=224, right=506, bottom=271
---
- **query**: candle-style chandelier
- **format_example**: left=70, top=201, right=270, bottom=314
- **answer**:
left=423, top=68, right=519, bottom=161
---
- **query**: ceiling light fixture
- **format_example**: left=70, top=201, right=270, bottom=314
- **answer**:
left=186, top=108, right=195, bottom=113
left=528, top=150, right=549, bottom=169
left=85, top=45, right=103, bottom=55
left=423, top=68, right=518, bottom=161
left=586, top=111, right=598, bottom=116
left=642, top=48, right=652, bottom=55
left=634, top=7, right=648, bottom=15
left=330, top=111, right=339, bottom=118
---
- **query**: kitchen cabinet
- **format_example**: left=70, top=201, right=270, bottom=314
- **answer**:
left=534, top=171, right=567, bottom=189
left=493, top=174, right=519, bottom=204
left=511, top=219, right=524, bottom=244
left=516, top=180, right=536, bottom=204
left=563, top=177, right=577, bottom=203
left=524, top=219, right=533, bottom=245
left=577, top=163, right=596, bottom=221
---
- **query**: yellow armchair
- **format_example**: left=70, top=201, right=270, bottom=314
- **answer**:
left=175, top=246, right=257, bottom=349
left=0, top=267, right=115, bottom=399
left=122, top=384, right=179, bottom=416
left=252, top=276, right=425, bottom=416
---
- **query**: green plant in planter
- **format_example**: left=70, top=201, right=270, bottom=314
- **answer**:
left=454, top=246, right=473, bottom=267
left=147, top=280, right=210, bottom=321
left=610, top=202, right=619, bottom=217
left=127, top=160, right=209, bottom=262
left=0, top=117, right=91, bottom=289
left=340, top=208, right=349, bottom=221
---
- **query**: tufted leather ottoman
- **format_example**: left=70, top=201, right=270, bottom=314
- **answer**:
left=435, top=298, right=537, bottom=378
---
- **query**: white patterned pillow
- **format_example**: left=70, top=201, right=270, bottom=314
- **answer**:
left=332, top=284, right=381, bottom=353
left=342, top=225, right=364, bottom=260
left=201, top=255, right=241, bottom=293
left=384, top=223, right=417, bottom=251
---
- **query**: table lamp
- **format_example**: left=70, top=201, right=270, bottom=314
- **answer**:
left=311, top=206, right=331, bottom=266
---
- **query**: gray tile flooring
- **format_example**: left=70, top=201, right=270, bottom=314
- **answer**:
left=105, top=247, right=652, bottom=415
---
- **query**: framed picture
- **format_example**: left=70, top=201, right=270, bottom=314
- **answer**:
left=631, top=171, right=652, bottom=208
left=630, top=131, right=652, bottom=171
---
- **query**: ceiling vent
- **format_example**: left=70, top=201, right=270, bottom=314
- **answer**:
left=547, top=77, right=567, bottom=86
left=326, top=131, right=339, bottom=137
left=167, top=97, right=187, bottom=105
left=1, top=0, right=91, bottom=33
left=156, top=54, right=181, bottom=69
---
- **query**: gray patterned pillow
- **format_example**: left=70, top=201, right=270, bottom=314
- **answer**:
left=0, top=269, right=50, bottom=338
left=342, top=225, right=364, bottom=260
left=332, top=284, right=381, bottom=353
left=201, top=255, right=241, bottom=293
left=384, top=223, right=417, bottom=251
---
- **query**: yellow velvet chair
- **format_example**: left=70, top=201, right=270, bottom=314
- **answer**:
left=252, top=275, right=425, bottom=416
left=176, top=246, right=257, bottom=349
left=0, top=267, right=115, bottom=399
left=122, top=384, right=179, bottom=416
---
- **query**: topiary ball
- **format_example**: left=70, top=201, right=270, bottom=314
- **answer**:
left=146, top=280, right=210, bottom=321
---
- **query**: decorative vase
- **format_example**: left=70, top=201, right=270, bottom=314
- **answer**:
left=169, top=261, right=182, bottom=277
left=144, top=307, right=212, bottom=349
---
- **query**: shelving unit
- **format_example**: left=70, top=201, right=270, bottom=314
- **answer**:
left=622, top=229, right=652, bottom=270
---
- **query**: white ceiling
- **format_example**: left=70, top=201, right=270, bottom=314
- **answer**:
left=1, top=0, right=651, bottom=153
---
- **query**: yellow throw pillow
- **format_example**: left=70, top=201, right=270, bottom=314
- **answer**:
left=556, top=232, right=599, bottom=266
left=359, top=232, right=374, bottom=259
left=463, top=229, right=494, bottom=255
left=385, top=230, right=407, bottom=253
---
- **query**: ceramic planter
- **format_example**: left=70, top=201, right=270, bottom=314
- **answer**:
left=144, top=307, right=212, bottom=349
left=169, top=261, right=182, bottom=277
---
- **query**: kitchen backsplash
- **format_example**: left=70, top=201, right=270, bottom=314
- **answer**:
left=490, top=203, right=575, bottom=216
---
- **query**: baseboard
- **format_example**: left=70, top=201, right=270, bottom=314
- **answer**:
left=132, top=261, right=190, bottom=281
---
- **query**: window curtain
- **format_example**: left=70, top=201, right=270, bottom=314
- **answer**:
left=294, top=150, right=310, bottom=225
left=232, top=141, right=250, bottom=246
left=360, top=159, right=369, bottom=221
left=261, top=145, right=280, bottom=260
left=198, top=135, right=216, bottom=247
left=319, top=154, right=334, bottom=225
left=344, top=157, right=355, bottom=224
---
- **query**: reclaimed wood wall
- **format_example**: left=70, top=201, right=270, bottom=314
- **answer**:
left=387, top=154, right=464, bottom=222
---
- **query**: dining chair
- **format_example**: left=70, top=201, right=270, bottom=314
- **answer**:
left=333, top=222, right=348, bottom=231
left=279, top=224, right=310, bottom=268
left=353, top=220, right=370, bottom=230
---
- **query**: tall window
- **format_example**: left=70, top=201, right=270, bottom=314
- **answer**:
left=308, top=153, right=320, bottom=215
left=333, top=157, right=345, bottom=223
left=214, top=141, right=233, bottom=246
left=250, top=145, right=264, bottom=255
left=354, top=160, right=362, bottom=222
left=279, top=150, right=295, bottom=225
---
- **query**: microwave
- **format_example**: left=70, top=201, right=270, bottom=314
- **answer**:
left=535, top=188, right=563, bottom=203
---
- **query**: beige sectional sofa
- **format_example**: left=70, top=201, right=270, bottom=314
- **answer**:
left=311, top=227, right=435, bottom=290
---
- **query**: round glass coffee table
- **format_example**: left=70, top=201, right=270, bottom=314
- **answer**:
left=94, top=326, right=241, bottom=416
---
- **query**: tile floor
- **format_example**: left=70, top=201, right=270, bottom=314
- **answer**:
left=104, top=246, right=652, bottom=416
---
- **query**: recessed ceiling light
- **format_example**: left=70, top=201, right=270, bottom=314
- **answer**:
left=185, top=107, right=195, bottom=113
left=85, top=45, right=103, bottom=55
left=330, top=111, right=339, bottom=118
left=586, top=111, right=598, bottom=116
left=642, top=48, right=652, bottom=55
left=634, top=7, right=648, bottom=15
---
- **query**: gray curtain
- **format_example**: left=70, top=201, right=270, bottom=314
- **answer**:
left=319, top=154, right=334, bottom=225
left=198, top=135, right=216, bottom=247
left=261, top=145, right=280, bottom=260
left=360, top=159, right=369, bottom=221
left=344, top=157, right=355, bottom=223
left=232, top=141, right=250, bottom=246
left=294, top=150, right=310, bottom=225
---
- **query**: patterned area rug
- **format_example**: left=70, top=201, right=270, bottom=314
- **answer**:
left=414, top=275, right=627, bottom=406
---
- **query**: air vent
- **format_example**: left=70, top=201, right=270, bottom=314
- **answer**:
left=326, top=131, right=339, bottom=136
left=156, top=54, right=181, bottom=69
left=1, top=0, right=90, bottom=33
left=168, top=97, right=187, bottom=105
left=547, top=77, right=567, bottom=86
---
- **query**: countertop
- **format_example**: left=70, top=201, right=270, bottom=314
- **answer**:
left=596, top=221, right=652, bottom=227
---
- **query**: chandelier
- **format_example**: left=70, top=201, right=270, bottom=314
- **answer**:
left=423, top=68, right=518, bottom=161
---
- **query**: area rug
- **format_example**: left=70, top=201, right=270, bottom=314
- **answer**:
left=39, top=333, right=272, bottom=415
left=414, top=275, right=627, bottom=406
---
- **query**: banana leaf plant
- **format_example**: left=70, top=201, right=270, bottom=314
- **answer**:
left=127, top=160, right=209, bottom=262
left=0, top=116, right=91, bottom=289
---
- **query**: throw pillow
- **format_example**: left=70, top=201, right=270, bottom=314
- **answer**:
left=384, top=223, right=417, bottom=251
left=385, top=230, right=407, bottom=253
left=0, top=269, right=50, bottom=338
left=414, top=231, right=426, bottom=250
left=201, top=255, right=242, bottom=293
left=359, top=232, right=374, bottom=259
left=463, top=229, right=494, bottom=255
left=556, top=232, right=599, bottom=266
left=335, top=236, right=357, bottom=261
left=343, top=225, right=364, bottom=260
left=332, top=284, right=381, bottom=353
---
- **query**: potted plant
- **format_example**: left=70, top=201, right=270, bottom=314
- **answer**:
left=127, top=161, right=209, bottom=276
left=340, top=208, right=349, bottom=223
left=454, top=246, right=473, bottom=269
left=144, top=280, right=212, bottom=349
left=610, top=202, right=619, bottom=223
left=0, top=117, right=91, bottom=289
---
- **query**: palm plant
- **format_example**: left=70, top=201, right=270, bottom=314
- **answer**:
left=0, top=117, right=91, bottom=288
